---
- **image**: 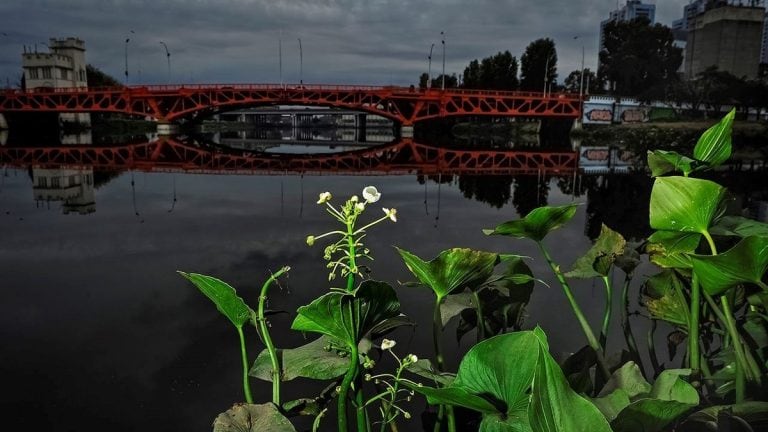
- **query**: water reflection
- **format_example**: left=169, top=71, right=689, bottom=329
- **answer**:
left=1, top=128, right=767, bottom=431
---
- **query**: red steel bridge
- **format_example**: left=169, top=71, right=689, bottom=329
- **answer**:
left=0, top=84, right=582, bottom=125
left=0, top=138, right=578, bottom=176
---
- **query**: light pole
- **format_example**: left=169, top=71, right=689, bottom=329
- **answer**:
left=279, top=35, right=283, bottom=88
left=427, top=43, right=434, bottom=89
left=543, top=56, right=549, bottom=96
left=159, top=41, right=171, bottom=84
left=440, top=31, right=445, bottom=90
left=124, top=30, right=134, bottom=85
left=298, top=38, right=303, bottom=85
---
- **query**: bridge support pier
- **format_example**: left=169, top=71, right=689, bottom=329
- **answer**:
left=157, top=123, right=179, bottom=135
left=0, top=113, right=7, bottom=130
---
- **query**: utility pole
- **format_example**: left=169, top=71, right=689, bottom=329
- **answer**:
left=441, top=31, right=446, bottom=90
left=298, top=38, right=303, bottom=85
left=428, top=43, right=434, bottom=89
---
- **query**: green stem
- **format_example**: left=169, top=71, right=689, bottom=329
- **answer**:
left=702, top=230, right=718, bottom=255
left=620, top=272, right=644, bottom=374
left=538, top=242, right=610, bottom=379
left=338, top=344, right=359, bottom=432
left=431, top=297, right=455, bottom=432
left=689, top=273, right=701, bottom=372
left=355, top=382, right=368, bottom=432
left=647, top=320, right=661, bottom=376
left=236, top=325, right=253, bottom=404
left=346, top=219, right=357, bottom=292
left=720, top=295, right=747, bottom=403
left=600, top=275, right=613, bottom=351
left=379, top=363, right=404, bottom=432
left=704, top=292, right=761, bottom=383
left=258, top=266, right=290, bottom=406
left=472, top=290, right=485, bottom=343
left=432, top=297, right=446, bottom=372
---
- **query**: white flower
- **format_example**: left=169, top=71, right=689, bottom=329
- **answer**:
left=381, top=339, right=396, bottom=350
left=350, top=195, right=359, bottom=203
left=317, top=192, right=332, bottom=204
left=355, top=202, right=365, bottom=212
left=383, top=208, right=397, bottom=222
left=407, top=354, right=418, bottom=363
left=362, top=186, right=381, bottom=203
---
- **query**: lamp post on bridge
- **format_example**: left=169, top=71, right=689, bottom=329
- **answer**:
left=298, top=38, right=303, bottom=85
left=159, top=41, right=171, bottom=84
left=427, top=43, right=434, bottom=89
left=124, top=30, right=134, bottom=86
left=440, top=31, right=445, bottom=91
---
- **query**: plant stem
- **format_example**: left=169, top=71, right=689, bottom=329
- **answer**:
left=258, top=266, right=290, bottom=406
left=338, top=344, right=359, bottom=432
left=720, top=295, right=747, bottom=403
left=355, top=383, right=368, bottom=432
left=647, top=320, right=661, bottom=377
left=346, top=219, right=357, bottom=292
left=472, top=290, right=485, bottom=343
left=702, top=230, right=718, bottom=255
left=236, top=325, right=253, bottom=404
left=537, top=242, right=610, bottom=379
left=600, top=275, right=613, bottom=351
left=620, top=272, right=644, bottom=374
left=431, top=297, right=455, bottom=432
left=689, top=273, right=701, bottom=372
left=704, top=292, right=761, bottom=383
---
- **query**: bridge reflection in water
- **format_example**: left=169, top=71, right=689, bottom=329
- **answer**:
left=0, top=137, right=579, bottom=176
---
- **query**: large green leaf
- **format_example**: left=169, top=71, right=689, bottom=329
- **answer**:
left=693, top=108, right=734, bottom=167
left=178, top=272, right=252, bottom=328
left=642, top=270, right=690, bottom=329
left=440, top=292, right=474, bottom=328
left=291, top=280, right=401, bottom=349
left=645, top=230, right=700, bottom=270
left=483, top=204, right=579, bottom=242
left=250, top=336, right=348, bottom=382
left=213, top=403, right=296, bottom=432
left=690, top=236, right=768, bottom=296
left=565, top=224, right=626, bottom=278
left=597, top=362, right=652, bottom=400
left=592, top=389, right=631, bottom=423
left=396, top=247, right=503, bottom=300
left=410, top=331, right=540, bottom=432
left=529, top=328, right=612, bottom=432
left=649, top=176, right=726, bottom=235
left=711, top=215, right=768, bottom=238
left=647, top=150, right=697, bottom=177
left=610, top=369, right=699, bottom=432
left=681, top=402, right=768, bottom=431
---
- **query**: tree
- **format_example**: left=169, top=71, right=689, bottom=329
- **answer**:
left=462, top=51, right=519, bottom=90
left=86, top=64, right=122, bottom=88
left=519, top=38, right=557, bottom=92
left=425, top=73, right=458, bottom=89
left=563, top=68, right=601, bottom=94
left=598, top=17, right=682, bottom=100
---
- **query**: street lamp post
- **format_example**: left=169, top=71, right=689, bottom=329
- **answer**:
left=124, top=30, right=134, bottom=86
left=159, top=41, right=171, bottom=84
left=298, top=38, right=303, bottom=85
left=428, top=43, right=434, bottom=89
left=124, top=38, right=130, bottom=85
left=440, top=31, right=446, bottom=90
left=543, top=56, right=549, bottom=96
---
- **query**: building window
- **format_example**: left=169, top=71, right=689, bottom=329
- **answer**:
left=42, top=67, right=52, bottom=79
left=37, top=177, right=48, bottom=187
left=51, top=177, right=60, bottom=188
left=61, top=68, right=69, bottom=80
left=79, top=69, right=86, bottom=82
left=29, top=68, right=39, bottom=79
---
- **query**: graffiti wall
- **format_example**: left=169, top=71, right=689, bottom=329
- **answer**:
left=582, top=97, right=655, bottom=125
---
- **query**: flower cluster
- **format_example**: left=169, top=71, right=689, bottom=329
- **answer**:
left=363, top=338, right=419, bottom=425
left=306, top=186, right=398, bottom=284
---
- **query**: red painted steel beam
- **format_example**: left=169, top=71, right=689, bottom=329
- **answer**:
left=0, top=85, right=582, bottom=123
left=0, top=138, right=578, bottom=175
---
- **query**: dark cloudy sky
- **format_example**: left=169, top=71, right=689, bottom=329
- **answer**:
left=1, top=1, right=690, bottom=86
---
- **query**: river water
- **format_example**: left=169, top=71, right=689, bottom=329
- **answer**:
left=1, top=123, right=766, bottom=431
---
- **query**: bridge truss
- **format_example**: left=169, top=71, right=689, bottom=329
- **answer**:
left=0, top=84, right=582, bottom=124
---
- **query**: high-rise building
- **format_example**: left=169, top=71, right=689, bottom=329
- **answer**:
left=685, top=3, right=765, bottom=79
left=599, top=1, right=656, bottom=50
left=761, top=12, right=768, bottom=64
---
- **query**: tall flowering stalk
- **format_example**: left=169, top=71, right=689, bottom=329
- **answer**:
left=307, top=186, right=397, bottom=291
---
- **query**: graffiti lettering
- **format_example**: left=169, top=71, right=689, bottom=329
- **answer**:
left=583, top=149, right=610, bottom=161
left=587, top=109, right=612, bottom=122
left=621, top=109, right=647, bottom=123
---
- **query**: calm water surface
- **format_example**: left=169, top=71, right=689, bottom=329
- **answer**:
left=0, top=130, right=764, bottom=431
